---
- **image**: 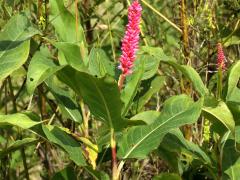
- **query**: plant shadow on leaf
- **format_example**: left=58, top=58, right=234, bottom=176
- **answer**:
left=0, top=40, right=24, bottom=50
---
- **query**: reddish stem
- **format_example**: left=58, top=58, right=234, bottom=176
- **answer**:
left=111, top=129, right=118, bottom=179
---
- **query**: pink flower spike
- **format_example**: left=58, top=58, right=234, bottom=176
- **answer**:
left=217, top=43, right=226, bottom=70
left=119, top=0, right=142, bottom=76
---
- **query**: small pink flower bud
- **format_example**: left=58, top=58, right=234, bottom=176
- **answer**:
left=119, top=0, right=142, bottom=76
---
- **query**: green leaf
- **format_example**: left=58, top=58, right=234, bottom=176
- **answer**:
left=140, top=46, right=175, bottom=61
left=88, top=48, right=115, bottom=77
left=236, top=126, right=240, bottom=144
left=226, top=61, right=240, bottom=103
left=0, top=13, right=39, bottom=82
left=84, top=166, right=110, bottom=180
left=135, top=55, right=160, bottom=80
left=52, top=166, right=77, bottom=180
left=54, top=42, right=87, bottom=71
left=118, top=95, right=203, bottom=159
left=202, top=96, right=235, bottom=134
left=49, top=0, right=85, bottom=43
left=225, top=163, right=240, bottom=180
left=121, top=64, right=144, bottom=116
left=223, top=30, right=240, bottom=47
left=57, top=66, right=125, bottom=131
left=137, top=46, right=174, bottom=80
left=222, top=139, right=240, bottom=180
left=153, top=173, right=182, bottom=180
left=0, top=41, right=29, bottom=82
left=46, top=78, right=83, bottom=124
left=160, top=129, right=211, bottom=165
left=130, top=111, right=160, bottom=125
left=157, top=148, right=180, bottom=173
left=139, top=46, right=208, bottom=96
left=26, top=51, right=64, bottom=94
left=0, top=112, right=41, bottom=129
left=0, top=138, right=38, bottom=159
left=43, top=125, right=86, bottom=166
left=0, top=13, right=39, bottom=42
left=135, top=76, right=165, bottom=112
left=163, top=61, right=208, bottom=97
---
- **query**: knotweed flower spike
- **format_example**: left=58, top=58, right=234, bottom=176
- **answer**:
left=119, top=0, right=142, bottom=76
left=217, top=43, right=226, bottom=70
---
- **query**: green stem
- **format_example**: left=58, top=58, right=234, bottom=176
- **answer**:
left=21, top=148, right=30, bottom=180
left=217, top=68, right=223, bottom=100
left=141, top=0, right=182, bottom=33
left=80, top=99, right=89, bottom=137
left=8, top=77, right=30, bottom=179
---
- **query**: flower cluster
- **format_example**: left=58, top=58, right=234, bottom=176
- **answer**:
left=217, top=43, right=226, bottom=70
left=119, top=0, right=142, bottom=76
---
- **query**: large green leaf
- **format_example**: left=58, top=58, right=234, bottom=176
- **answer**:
left=160, top=129, right=211, bottom=165
left=134, top=76, right=165, bottom=112
left=88, top=48, right=115, bottom=77
left=0, top=112, right=41, bottom=129
left=137, top=46, right=173, bottom=80
left=202, top=96, right=235, bottom=134
left=49, top=0, right=85, bottom=43
left=49, top=0, right=88, bottom=64
left=121, top=64, right=144, bottom=116
left=130, top=111, right=161, bottom=125
left=52, top=166, right=77, bottom=180
left=222, top=140, right=240, bottom=180
left=139, top=46, right=208, bottom=96
left=0, top=13, right=39, bottom=82
left=0, top=138, right=38, bottom=159
left=84, top=166, right=110, bottom=180
left=54, top=42, right=87, bottom=71
left=0, top=41, right=29, bottom=82
left=118, top=95, right=203, bottom=159
left=26, top=50, right=64, bottom=94
left=163, top=61, right=208, bottom=97
left=43, top=125, right=86, bottom=166
left=46, top=78, right=83, bottom=124
left=0, top=13, right=39, bottom=42
left=57, top=66, right=125, bottom=131
left=226, top=61, right=240, bottom=103
left=140, top=46, right=175, bottom=61
left=134, top=55, right=160, bottom=80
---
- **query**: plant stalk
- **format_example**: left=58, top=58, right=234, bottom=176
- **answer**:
left=180, top=0, right=190, bottom=64
left=141, top=0, right=182, bottom=33
left=8, top=77, right=30, bottom=180
left=217, top=67, right=223, bottom=100
left=75, top=0, right=79, bottom=41
left=8, top=77, right=17, bottom=112
left=80, top=99, right=89, bottom=137
left=118, top=74, right=125, bottom=91
left=21, top=148, right=30, bottom=180
left=110, top=128, right=118, bottom=180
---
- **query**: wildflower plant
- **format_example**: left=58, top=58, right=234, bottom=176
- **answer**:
left=0, top=0, right=239, bottom=180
